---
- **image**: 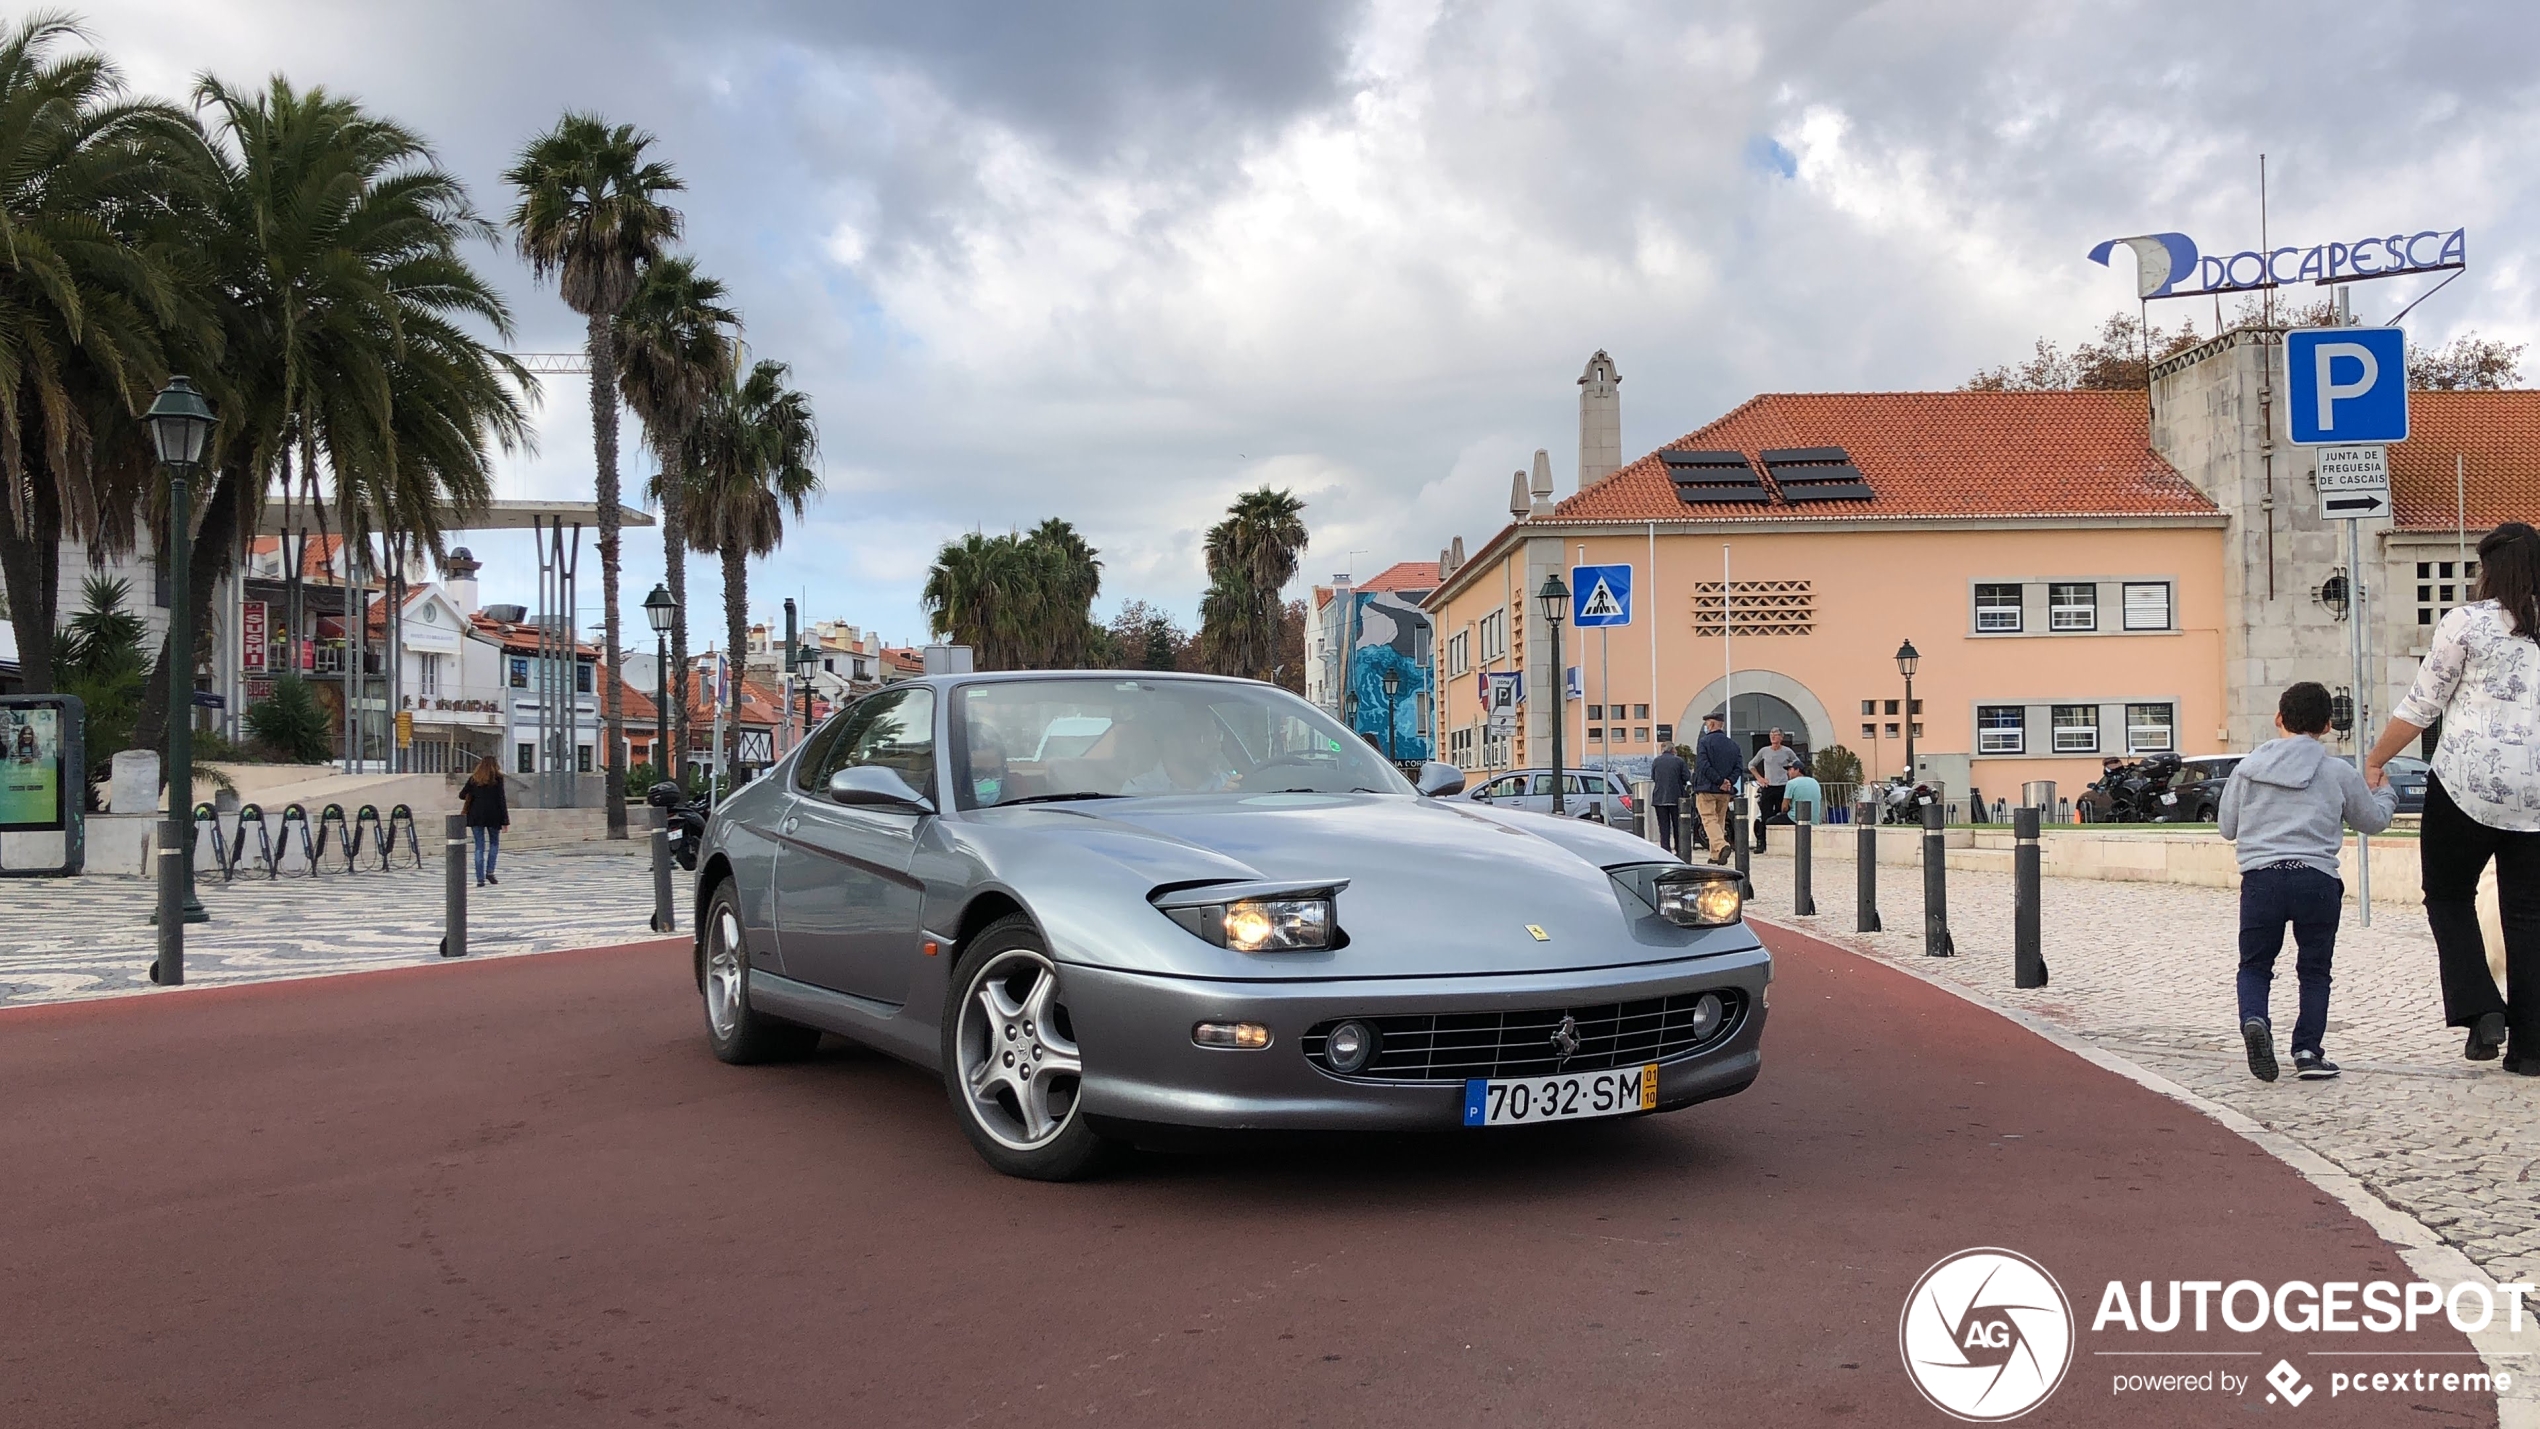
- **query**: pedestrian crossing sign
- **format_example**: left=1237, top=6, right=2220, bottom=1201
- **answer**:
left=1572, top=564, right=1632, bottom=627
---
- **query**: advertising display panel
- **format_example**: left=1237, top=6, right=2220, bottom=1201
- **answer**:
left=0, top=693, right=84, bottom=876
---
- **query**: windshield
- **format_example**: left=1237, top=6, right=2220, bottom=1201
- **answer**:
left=953, top=678, right=1411, bottom=809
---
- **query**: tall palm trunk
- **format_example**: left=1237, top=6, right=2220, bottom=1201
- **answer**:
left=660, top=444, right=691, bottom=777
left=587, top=311, right=628, bottom=837
left=0, top=477, right=63, bottom=693
left=721, top=539, right=748, bottom=768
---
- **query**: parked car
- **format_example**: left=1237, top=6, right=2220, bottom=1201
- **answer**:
left=2156, top=751, right=2428, bottom=821
left=2343, top=753, right=2430, bottom=815
left=688, top=672, right=1767, bottom=1180
left=1456, top=766, right=1640, bottom=833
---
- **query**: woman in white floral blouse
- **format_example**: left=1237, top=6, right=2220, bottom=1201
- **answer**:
left=2369, top=521, right=2540, bottom=1074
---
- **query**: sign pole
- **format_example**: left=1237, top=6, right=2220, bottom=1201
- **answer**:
left=2349, top=518, right=2372, bottom=927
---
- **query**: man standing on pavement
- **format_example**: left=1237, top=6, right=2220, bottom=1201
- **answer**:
left=1649, top=741, right=1690, bottom=856
left=1747, top=728, right=1802, bottom=853
left=1693, top=714, right=1743, bottom=866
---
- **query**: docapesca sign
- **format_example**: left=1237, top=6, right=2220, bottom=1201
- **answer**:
left=2090, top=227, right=2465, bottom=298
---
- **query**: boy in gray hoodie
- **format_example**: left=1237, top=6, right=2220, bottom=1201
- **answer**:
left=2218, top=682, right=2399, bottom=1082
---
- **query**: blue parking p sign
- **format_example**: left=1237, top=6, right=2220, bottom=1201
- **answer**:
left=1572, top=564, right=1631, bottom=627
left=2286, top=327, right=2408, bottom=445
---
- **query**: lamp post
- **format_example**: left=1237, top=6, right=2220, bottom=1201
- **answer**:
left=1536, top=572, right=1570, bottom=814
left=147, top=376, right=217, bottom=979
left=1895, top=638, right=1920, bottom=784
left=793, top=642, right=820, bottom=739
left=643, top=583, right=676, bottom=789
left=1380, top=668, right=1400, bottom=762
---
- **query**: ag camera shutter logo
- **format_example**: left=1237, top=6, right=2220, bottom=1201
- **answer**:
left=1899, top=1248, right=2075, bottom=1421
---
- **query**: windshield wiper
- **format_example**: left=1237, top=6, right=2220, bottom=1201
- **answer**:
left=996, top=792, right=1124, bottom=806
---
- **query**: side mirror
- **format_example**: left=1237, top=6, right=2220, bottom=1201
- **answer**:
left=828, top=766, right=936, bottom=814
left=1414, top=761, right=1466, bottom=798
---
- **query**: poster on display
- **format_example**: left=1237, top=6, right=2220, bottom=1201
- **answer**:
left=0, top=693, right=84, bottom=877
left=1346, top=590, right=1431, bottom=761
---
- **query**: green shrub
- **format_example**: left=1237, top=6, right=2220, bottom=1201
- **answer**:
left=57, top=575, right=149, bottom=780
left=245, top=676, right=333, bottom=764
left=626, top=760, right=663, bottom=798
left=1811, top=743, right=1863, bottom=787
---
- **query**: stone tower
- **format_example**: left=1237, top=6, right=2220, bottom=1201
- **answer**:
left=1578, top=350, right=1621, bottom=491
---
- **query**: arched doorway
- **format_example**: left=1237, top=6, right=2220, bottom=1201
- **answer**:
left=1676, top=671, right=1834, bottom=760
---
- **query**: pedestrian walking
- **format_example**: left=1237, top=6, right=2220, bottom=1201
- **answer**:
left=1693, top=714, right=1743, bottom=866
left=2366, top=521, right=2540, bottom=1074
left=1747, top=728, right=1802, bottom=851
left=1649, top=741, right=1690, bottom=855
left=2219, top=682, right=2398, bottom=1082
left=459, top=754, right=511, bottom=888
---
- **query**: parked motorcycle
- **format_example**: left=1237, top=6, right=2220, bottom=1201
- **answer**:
left=647, top=781, right=710, bottom=871
left=1878, top=777, right=1938, bottom=825
left=2075, top=752, right=2187, bottom=823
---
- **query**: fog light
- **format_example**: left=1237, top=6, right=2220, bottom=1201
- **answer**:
left=1686, top=992, right=1726, bottom=1040
left=1326, top=1019, right=1378, bottom=1073
left=1193, top=1021, right=1273, bottom=1050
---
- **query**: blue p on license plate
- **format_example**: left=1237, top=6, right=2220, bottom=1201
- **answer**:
left=1463, top=1065, right=1656, bottom=1126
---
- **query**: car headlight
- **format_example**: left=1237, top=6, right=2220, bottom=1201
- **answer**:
left=1654, top=871, right=1743, bottom=928
left=1162, top=895, right=1337, bottom=951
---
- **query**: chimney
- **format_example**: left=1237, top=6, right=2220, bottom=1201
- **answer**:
left=1529, top=449, right=1556, bottom=518
left=1509, top=470, right=1531, bottom=521
left=1578, top=350, right=1621, bottom=491
left=441, top=546, right=482, bottom=616
left=1438, top=547, right=1451, bottom=580
left=1450, top=535, right=1465, bottom=567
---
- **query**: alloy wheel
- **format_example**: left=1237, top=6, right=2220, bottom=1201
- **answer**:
left=954, top=948, right=1084, bottom=1151
left=705, top=906, right=745, bottom=1041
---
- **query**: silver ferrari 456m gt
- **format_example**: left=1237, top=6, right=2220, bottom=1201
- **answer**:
left=688, top=671, right=1768, bottom=1179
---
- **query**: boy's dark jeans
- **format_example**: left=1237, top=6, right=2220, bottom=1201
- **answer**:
left=2238, top=864, right=2343, bottom=1056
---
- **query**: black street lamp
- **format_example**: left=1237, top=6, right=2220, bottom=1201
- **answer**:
left=792, top=642, right=822, bottom=739
left=1536, top=572, right=1570, bottom=814
left=147, top=376, right=217, bottom=980
left=1380, top=668, right=1401, bottom=761
left=643, top=583, right=677, bottom=789
left=1895, top=638, right=1921, bottom=783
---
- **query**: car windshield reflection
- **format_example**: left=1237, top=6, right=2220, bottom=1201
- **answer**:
left=955, top=678, right=1410, bottom=809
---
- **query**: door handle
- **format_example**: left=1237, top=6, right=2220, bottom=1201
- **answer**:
left=783, top=817, right=798, bottom=834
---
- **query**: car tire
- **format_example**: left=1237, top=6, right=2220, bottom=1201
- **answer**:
left=941, top=913, right=1115, bottom=1181
left=700, top=879, right=820, bottom=1065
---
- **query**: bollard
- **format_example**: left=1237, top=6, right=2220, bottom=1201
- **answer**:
left=441, top=813, right=468, bottom=958
left=1730, top=794, right=1751, bottom=886
left=650, top=808, right=676, bottom=934
left=1921, top=800, right=1955, bottom=956
left=2014, top=805, right=2047, bottom=987
left=152, top=816, right=186, bottom=985
left=1856, top=797, right=1882, bottom=932
left=1792, top=799, right=1815, bottom=917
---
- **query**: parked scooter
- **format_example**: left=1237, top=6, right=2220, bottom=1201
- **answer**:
left=2076, top=752, right=2187, bottom=823
left=647, top=781, right=710, bottom=871
left=1878, top=777, right=1938, bottom=825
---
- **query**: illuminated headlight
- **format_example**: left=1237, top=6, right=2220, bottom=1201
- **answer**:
left=1655, top=873, right=1743, bottom=927
left=1164, top=896, right=1335, bottom=951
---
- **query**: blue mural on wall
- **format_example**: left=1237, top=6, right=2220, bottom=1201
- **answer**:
left=1345, top=591, right=1431, bottom=761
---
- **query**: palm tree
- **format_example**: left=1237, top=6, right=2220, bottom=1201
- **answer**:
left=921, top=521, right=1104, bottom=670
left=1195, top=486, right=1307, bottom=681
left=687, top=358, right=818, bottom=739
left=1024, top=518, right=1102, bottom=667
left=505, top=113, right=682, bottom=838
left=131, top=76, right=529, bottom=753
left=616, top=256, right=734, bottom=772
left=0, top=15, right=202, bottom=693
left=921, top=531, right=1023, bottom=669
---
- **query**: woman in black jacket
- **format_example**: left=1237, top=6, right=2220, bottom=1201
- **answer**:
left=458, top=755, right=511, bottom=886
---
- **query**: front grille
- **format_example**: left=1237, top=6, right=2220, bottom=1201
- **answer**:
left=1303, top=991, right=1745, bottom=1083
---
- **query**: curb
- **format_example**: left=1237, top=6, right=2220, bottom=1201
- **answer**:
left=1753, top=912, right=2539, bottom=1429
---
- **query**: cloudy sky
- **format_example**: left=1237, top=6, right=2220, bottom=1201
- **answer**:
left=71, top=0, right=2540, bottom=648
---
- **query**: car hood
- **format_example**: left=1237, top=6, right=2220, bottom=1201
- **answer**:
left=991, top=793, right=1728, bottom=979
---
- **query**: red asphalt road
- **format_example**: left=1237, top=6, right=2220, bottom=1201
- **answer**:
left=0, top=926, right=2492, bottom=1428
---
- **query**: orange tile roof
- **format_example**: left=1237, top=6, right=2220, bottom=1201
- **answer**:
left=467, top=614, right=603, bottom=658
left=1315, top=559, right=1441, bottom=607
left=2386, top=391, right=2540, bottom=530
left=1549, top=391, right=2219, bottom=524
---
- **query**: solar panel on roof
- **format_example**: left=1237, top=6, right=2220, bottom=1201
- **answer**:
left=1760, top=445, right=1875, bottom=504
left=1661, top=449, right=1773, bottom=505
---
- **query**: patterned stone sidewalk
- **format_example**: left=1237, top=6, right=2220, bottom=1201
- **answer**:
left=0, top=844, right=677, bottom=1006
left=1740, top=842, right=2540, bottom=1293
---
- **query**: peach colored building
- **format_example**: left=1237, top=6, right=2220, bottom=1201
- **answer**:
left=1425, top=391, right=2231, bottom=808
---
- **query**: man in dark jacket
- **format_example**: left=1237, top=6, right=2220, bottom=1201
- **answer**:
left=1649, top=743, right=1690, bottom=855
left=1692, top=714, right=1744, bottom=865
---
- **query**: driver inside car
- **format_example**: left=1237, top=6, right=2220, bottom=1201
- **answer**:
left=1119, top=714, right=1240, bottom=794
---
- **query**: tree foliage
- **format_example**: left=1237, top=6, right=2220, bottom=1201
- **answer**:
left=1194, top=486, right=1307, bottom=683
left=922, top=520, right=1105, bottom=671
left=244, top=674, right=331, bottom=763
left=1101, top=599, right=1188, bottom=672
left=1973, top=301, right=2524, bottom=395
left=56, top=575, right=147, bottom=777
left=2408, top=333, right=2524, bottom=391
left=684, top=358, right=819, bottom=699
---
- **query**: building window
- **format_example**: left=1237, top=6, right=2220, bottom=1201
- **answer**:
left=516, top=741, right=535, bottom=773
left=2049, top=583, right=2097, bottom=632
left=2417, top=561, right=2480, bottom=627
left=575, top=660, right=594, bottom=694
left=1975, top=583, right=2023, bottom=632
left=1655, top=723, right=1673, bottom=745
left=1884, top=722, right=1901, bottom=739
left=509, top=656, right=529, bottom=689
left=1446, top=630, right=1470, bottom=676
left=1477, top=608, right=1508, bottom=662
left=1911, top=723, right=1923, bottom=738
left=1634, top=704, right=1649, bottom=720
left=1977, top=705, right=2026, bottom=754
left=2125, top=702, right=2175, bottom=753
left=1884, top=700, right=1900, bottom=716
left=2051, top=704, right=2100, bottom=753
left=1587, top=703, right=1603, bottom=720
left=1634, top=727, right=1649, bottom=743
left=577, top=743, right=594, bottom=772
left=2121, top=582, right=2172, bottom=632
left=1862, top=723, right=1878, bottom=741
left=1861, top=699, right=1876, bottom=715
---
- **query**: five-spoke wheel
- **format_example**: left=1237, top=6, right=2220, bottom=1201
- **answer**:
left=942, top=914, right=1114, bottom=1179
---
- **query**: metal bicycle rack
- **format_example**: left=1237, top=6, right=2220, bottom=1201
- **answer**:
left=315, top=803, right=352, bottom=874
left=229, top=803, right=277, bottom=880
left=385, top=804, right=424, bottom=870
left=352, top=805, right=383, bottom=870
left=280, top=804, right=316, bottom=876
left=193, top=803, right=227, bottom=883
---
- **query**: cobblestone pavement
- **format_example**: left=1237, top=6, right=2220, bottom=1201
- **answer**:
left=1740, top=839, right=2540, bottom=1294
left=0, top=845, right=677, bottom=1006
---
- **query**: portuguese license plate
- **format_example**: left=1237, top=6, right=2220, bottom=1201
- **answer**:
left=1463, top=1065, right=1656, bottom=1127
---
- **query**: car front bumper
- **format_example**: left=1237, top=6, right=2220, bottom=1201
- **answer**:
left=1060, top=943, right=1770, bottom=1133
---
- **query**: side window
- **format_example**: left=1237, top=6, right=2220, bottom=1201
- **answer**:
left=794, top=703, right=861, bottom=794
left=805, top=687, right=937, bottom=801
left=1529, top=774, right=1557, bottom=796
